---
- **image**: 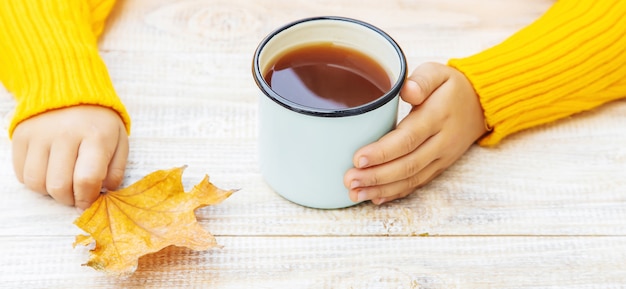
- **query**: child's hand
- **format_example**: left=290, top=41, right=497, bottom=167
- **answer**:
left=11, top=105, right=129, bottom=210
left=344, top=62, right=488, bottom=205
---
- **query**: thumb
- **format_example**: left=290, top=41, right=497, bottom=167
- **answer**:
left=400, top=62, right=450, bottom=105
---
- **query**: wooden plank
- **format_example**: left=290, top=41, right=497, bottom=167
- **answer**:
left=2, top=0, right=626, bottom=288
left=2, top=122, right=626, bottom=238
left=1, top=236, right=625, bottom=288
left=98, top=0, right=553, bottom=55
left=2, top=85, right=626, bottom=237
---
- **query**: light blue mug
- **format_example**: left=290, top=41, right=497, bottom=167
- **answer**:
left=252, top=16, right=407, bottom=209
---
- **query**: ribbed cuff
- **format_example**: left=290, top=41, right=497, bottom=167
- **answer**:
left=448, top=0, right=626, bottom=146
left=0, top=0, right=130, bottom=137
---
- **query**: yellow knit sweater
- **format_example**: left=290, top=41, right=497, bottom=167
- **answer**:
left=0, top=0, right=129, bottom=138
left=449, top=0, right=626, bottom=146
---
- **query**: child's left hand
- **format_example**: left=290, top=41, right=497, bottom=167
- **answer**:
left=343, top=62, right=488, bottom=205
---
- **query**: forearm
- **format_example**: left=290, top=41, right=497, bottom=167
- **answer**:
left=449, top=0, right=626, bottom=146
left=0, top=0, right=130, bottom=137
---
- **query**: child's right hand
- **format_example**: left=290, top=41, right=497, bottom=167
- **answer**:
left=344, top=62, right=488, bottom=205
left=11, top=105, right=129, bottom=210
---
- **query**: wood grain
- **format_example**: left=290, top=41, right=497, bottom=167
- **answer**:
left=2, top=236, right=626, bottom=288
left=1, top=0, right=625, bottom=288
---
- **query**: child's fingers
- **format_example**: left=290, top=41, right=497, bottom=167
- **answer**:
left=349, top=131, right=441, bottom=188
left=400, top=80, right=425, bottom=105
left=103, top=126, right=129, bottom=191
left=73, top=137, right=111, bottom=210
left=11, top=134, right=28, bottom=183
left=46, top=138, right=79, bottom=206
left=22, top=143, right=49, bottom=195
left=352, top=103, right=442, bottom=169
left=400, top=62, right=450, bottom=105
left=353, top=159, right=445, bottom=203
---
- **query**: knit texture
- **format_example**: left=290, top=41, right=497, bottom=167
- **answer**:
left=0, top=0, right=130, bottom=137
left=449, top=0, right=626, bottom=146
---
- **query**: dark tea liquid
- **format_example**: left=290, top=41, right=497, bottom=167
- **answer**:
left=263, top=43, right=392, bottom=110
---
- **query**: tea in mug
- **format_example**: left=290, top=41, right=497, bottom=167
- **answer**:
left=263, top=43, right=392, bottom=110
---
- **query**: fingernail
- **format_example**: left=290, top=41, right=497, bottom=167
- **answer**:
left=357, top=191, right=368, bottom=202
left=76, top=207, right=85, bottom=214
left=350, top=180, right=360, bottom=189
left=374, top=198, right=387, bottom=205
left=358, top=157, right=368, bottom=168
left=406, top=79, right=419, bottom=90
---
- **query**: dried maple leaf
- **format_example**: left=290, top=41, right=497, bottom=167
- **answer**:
left=73, top=166, right=235, bottom=275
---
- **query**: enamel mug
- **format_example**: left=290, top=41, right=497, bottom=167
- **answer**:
left=252, top=16, right=407, bottom=209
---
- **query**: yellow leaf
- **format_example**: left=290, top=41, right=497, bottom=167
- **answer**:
left=73, top=166, right=235, bottom=275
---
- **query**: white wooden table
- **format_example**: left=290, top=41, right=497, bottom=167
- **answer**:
left=2, top=0, right=626, bottom=288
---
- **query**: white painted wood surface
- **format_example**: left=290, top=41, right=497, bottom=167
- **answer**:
left=1, top=0, right=626, bottom=288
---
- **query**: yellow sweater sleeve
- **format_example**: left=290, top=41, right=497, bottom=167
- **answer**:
left=0, top=0, right=130, bottom=137
left=448, top=0, right=626, bottom=146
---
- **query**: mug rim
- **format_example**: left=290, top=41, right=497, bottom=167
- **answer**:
left=252, top=16, right=407, bottom=118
